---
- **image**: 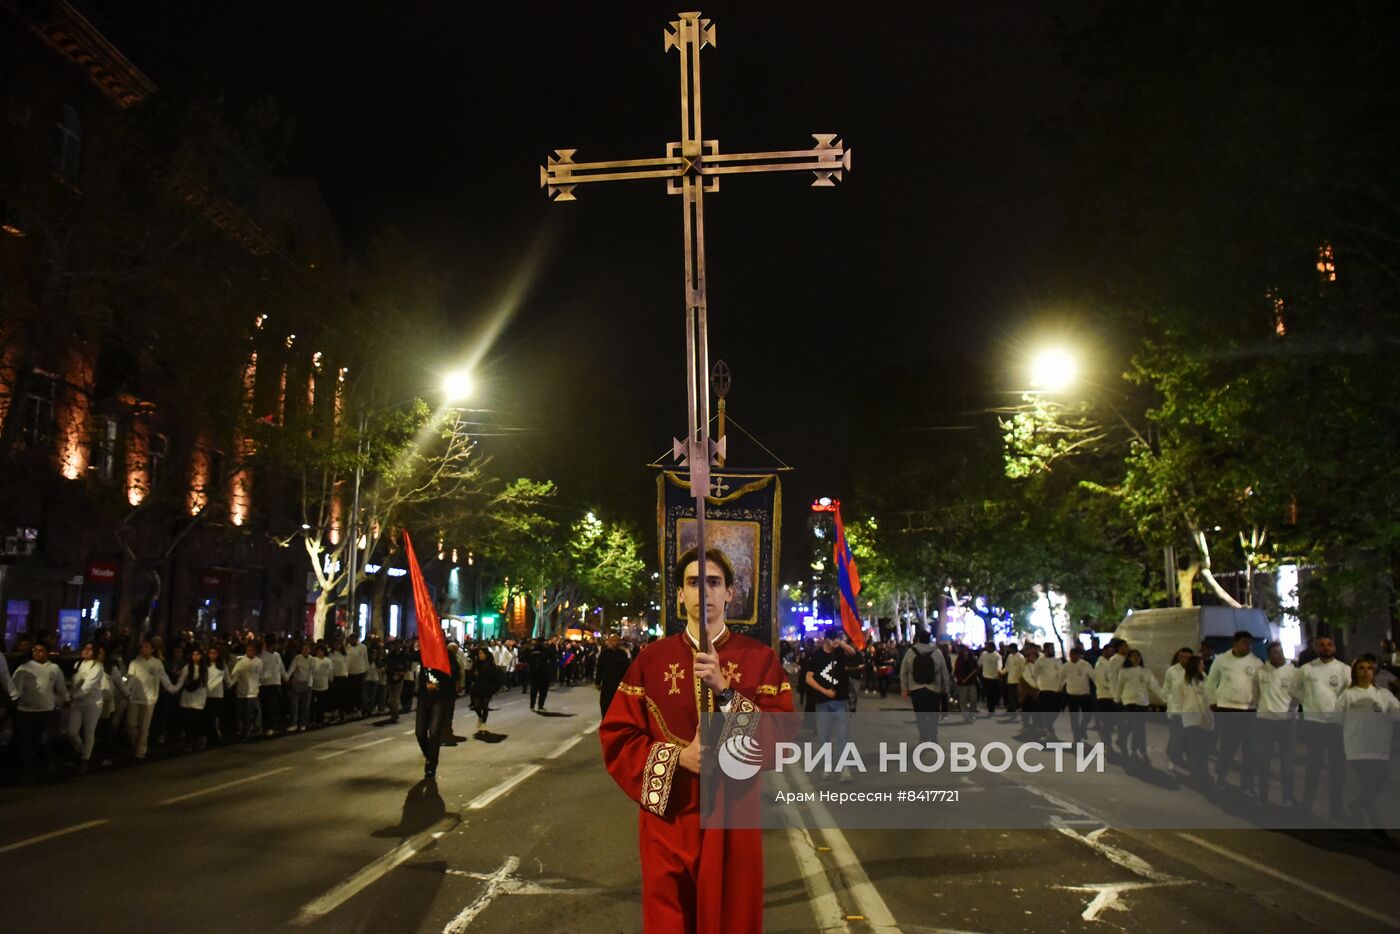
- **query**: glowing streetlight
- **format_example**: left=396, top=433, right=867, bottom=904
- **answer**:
left=1029, top=347, right=1077, bottom=392
left=442, top=369, right=474, bottom=402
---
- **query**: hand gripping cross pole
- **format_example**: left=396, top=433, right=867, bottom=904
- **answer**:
left=540, top=11, right=850, bottom=707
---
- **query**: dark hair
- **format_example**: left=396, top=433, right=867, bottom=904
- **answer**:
left=674, top=547, right=735, bottom=588
left=824, top=625, right=845, bottom=642
left=1124, top=649, right=1143, bottom=668
left=1265, top=640, right=1282, bottom=653
left=1233, top=630, right=1254, bottom=642
left=1184, top=654, right=1205, bottom=682
left=1069, top=645, right=1082, bottom=656
left=914, top=627, right=931, bottom=645
left=1176, top=646, right=1193, bottom=658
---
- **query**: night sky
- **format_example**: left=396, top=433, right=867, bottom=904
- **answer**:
left=87, top=1, right=1079, bottom=576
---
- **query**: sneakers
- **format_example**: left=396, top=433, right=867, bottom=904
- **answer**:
left=477, top=718, right=486, bottom=730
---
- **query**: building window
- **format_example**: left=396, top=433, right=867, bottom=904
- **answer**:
left=20, top=371, right=57, bottom=447
left=97, top=417, right=118, bottom=480
left=55, top=105, right=82, bottom=181
left=149, top=432, right=169, bottom=486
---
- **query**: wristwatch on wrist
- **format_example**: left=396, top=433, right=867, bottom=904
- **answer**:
left=715, top=687, right=736, bottom=708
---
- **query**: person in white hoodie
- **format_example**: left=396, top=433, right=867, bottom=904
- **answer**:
left=1205, top=631, right=1262, bottom=792
left=346, top=631, right=370, bottom=718
left=67, top=641, right=108, bottom=773
left=1171, top=654, right=1214, bottom=782
left=1061, top=646, right=1095, bottom=743
left=1116, top=649, right=1165, bottom=761
left=1294, top=635, right=1350, bottom=819
left=1338, top=656, right=1400, bottom=828
left=125, top=640, right=175, bottom=760
left=1254, top=641, right=1299, bottom=805
left=12, top=642, right=69, bottom=777
left=1161, top=647, right=1192, bottom=771
left=310, top=643, right=333, bottom=726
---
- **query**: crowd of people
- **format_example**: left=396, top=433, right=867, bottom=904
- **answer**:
left=784, top=625, right=1400, bottom=827
left=0, top=627, right=641, bottom=784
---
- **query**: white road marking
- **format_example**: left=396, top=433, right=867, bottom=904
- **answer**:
left=444, top=856, right=519, bottom=932
left=782, top=810, right=850, bottom=933
left=442, top=857, right=607, bottom=931
left=467, top=764, right=542, bottom=810
left=160, top=767, right=292, bottom=805
left=786, top=770, right=901, bottom=931
left=0, top=819, right=110, bottom=854
left=1056, top=881, right=1182, bottom=922
left=315, top=735, right=395, bottom=761
left=1179, top=832, right=1400, bottom=929
left=291, top=815, right=458, bottom=925
left=544, top=734, right=583, bottom=760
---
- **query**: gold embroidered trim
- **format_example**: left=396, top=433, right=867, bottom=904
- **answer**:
left=642, top=741, right=680, bottom=817
left=645, top=697, right=690, bottom=748
left=716, top=693, right=761, bottom=762
left=757, top=681, right=792, bottom=695
left=617, top=683, right=645, bottom=697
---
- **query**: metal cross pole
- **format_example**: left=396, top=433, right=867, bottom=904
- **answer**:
left=540, top=11, right=849, bottom=710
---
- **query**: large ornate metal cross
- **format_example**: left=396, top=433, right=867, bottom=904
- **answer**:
left=540, top=10, right=849, bottom=682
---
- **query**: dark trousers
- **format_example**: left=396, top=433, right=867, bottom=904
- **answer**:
left=1096, top=698, right=1118, bottom=745
left=237, top=696, right=261, bottom=739
left=258, top=685, right=281, bottom=732
left=415, top=694, right=450, bottom=769
left=1121, top=703, right=1148, bottom=756
left=470, top=692, right=491, bottom=726
left=1350, top=759, right=1388, bottom=826
left=530, top=676, right=551, bottom=709
left=1037, top=691, right=1061, bottom=734
left=347, top=673, right=366, bottom=713
left=15, top=709, right=58, bottom=775
left=205, top=697, right=226, bottom=743
left=1214, top=708, right=1256, bottom=789
left=1184, top=725, right=1212, bottom=782
left=1254, top=717, right=1296, bottom=802
left=179, top=706, right=207, bottom=750
left=1301, top=720, right=1346, bottom=817
left=910, top=689, right=941, bottom=744
left=1166, top=715, right=1186, bottom=769
left=600, top=682, right=620, bottom=718
left=980, top=677, right=1000, bottom=713
left=1065, top=694, right=1092, bottom=742
left=1003, top=681, right=1019, bottom=714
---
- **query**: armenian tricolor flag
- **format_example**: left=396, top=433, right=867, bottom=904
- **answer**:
left=833, top=504, right=866, bottom=650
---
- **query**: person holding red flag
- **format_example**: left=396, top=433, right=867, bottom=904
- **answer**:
left=403, top=529, right=459, bottom=779
left=599, top=546, right=794, bottom=933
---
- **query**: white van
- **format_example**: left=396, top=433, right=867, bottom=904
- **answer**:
left=1110, top=607, right=1272, bottom=680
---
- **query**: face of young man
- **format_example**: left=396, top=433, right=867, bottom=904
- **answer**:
left=1315, top=637, right=1335, bottom=660
left=682, top=559, right=732, bottom=630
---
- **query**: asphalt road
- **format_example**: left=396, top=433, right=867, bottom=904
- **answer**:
left=3, top=687, right=1399, bottom=933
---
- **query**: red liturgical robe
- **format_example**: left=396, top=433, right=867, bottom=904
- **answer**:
left=600, top=627, right=794, bottom=933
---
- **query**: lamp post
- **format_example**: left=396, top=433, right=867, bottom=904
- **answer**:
left=1028, top=347, right=1077, bottom=393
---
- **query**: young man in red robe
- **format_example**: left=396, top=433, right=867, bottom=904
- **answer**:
left=600, top=546, right=794, bottom=933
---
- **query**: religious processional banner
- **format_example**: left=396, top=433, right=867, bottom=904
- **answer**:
left=657, top=470, right=782, bottom=649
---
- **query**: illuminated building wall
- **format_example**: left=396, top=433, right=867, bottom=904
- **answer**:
left=0, top=328, right=19, bottom=434
left=187, top=434, right=211, bottom=516
left=125, top=413, right=150, bottom=505
left=56, top=346, right=95, bottom=479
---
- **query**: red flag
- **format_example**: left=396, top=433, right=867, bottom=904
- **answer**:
left=403, top=529, right=451, bottom=674
left=833, top=504, right=867, bottom=650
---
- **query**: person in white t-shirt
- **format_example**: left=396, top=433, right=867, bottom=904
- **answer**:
left=1205, top=631, right=1262, bottom=792
left=1002, top=644, right=1025, bottom=720
left=1294, top=635, right=1350, bottom=819
left=1172, top=654, right=1214, bottom=782
left=310, top=644, right=333, bottom=726
left=1061, top=646, right=1095, bottom=743
left=977, top=645, right=1003, bottom=713
left=229, top=640, right=265, bottom=741
left=1338, top=656, right=1400, bottom=828
left=1253, top=641, right=1299, bottom=805
left=1032, top=643, right=1064, bottom=737
left=1116, top=649, right=1165, bottom=761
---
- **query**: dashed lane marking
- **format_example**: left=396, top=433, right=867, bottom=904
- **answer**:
left=467, top=765, right=542, bottom=810
left=315, top=736, right=395, bottom=761
left=160, top=767, right=292, bottom=805
left=0, top=819, right=110, bottom=854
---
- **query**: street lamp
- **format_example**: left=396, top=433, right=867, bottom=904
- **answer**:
left=1029, top=347, right=1077, bottom=392
left=442, top=369, right=474, bottom=402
